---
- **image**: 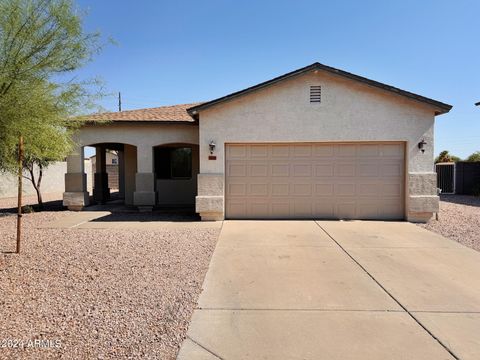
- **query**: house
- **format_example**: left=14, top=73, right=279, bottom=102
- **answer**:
left=63, top=62, right=452, bottom=222
left=89, top=150, right=119, bottom=191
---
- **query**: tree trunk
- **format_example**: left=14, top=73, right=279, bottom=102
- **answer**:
left=35, top=186, right=43, bottom=209
left=27, top=163, right=44, bottom=210
left=36, top=164, right=43, bottom=208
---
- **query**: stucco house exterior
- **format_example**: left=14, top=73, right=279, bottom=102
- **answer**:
left=63, top=62, right=451, bottom=222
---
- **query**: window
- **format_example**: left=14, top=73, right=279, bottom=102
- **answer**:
left=155, top=147, right=192, bottom=179
left=111, top=158, right=118, bottom=165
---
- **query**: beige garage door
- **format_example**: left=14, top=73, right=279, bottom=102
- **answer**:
left=225, top=143, right=405, bottom=220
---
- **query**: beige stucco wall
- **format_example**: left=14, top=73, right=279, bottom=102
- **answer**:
left=78, top=123, right=198, bottom=150
left=197, top=70, right=441, bottom=221
left=1, top=160, right=92, bottom=199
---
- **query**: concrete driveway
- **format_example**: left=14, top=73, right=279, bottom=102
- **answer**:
left=178, top=221, right=480, bottom=360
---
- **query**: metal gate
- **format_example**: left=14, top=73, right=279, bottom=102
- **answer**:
left=435, top=163, right=455, bottom=194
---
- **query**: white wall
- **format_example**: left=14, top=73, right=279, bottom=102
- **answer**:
left=0, top=160, right=92, bottom=199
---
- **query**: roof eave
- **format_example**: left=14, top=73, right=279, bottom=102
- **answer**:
left=83, top=119, right=197, bottom=125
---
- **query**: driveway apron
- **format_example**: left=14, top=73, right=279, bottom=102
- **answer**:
left=178, top=220, right=480, bottom=360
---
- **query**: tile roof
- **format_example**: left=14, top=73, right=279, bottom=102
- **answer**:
left=84, top=103, right=203, bottom=122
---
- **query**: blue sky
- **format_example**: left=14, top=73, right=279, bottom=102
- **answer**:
left=76, top=0, right=480, bottom=158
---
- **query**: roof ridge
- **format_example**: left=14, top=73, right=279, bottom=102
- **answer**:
left=187, top=62, right=452, bottom=116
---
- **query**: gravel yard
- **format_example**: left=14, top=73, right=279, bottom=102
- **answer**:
left=0, top=199, right=219, bottom=359
left=418, top=195, right=480, bottom=252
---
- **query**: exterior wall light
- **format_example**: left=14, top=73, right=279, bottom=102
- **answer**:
left=209, top=141, right=216, bottom=154
left=418, top=139, right=427, bottom=153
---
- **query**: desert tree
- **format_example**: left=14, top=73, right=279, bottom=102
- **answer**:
left=465, top=151, right=480, bottom=162
left=435, top=150, right=461, bottom=164
left=0, top=0, right=106, bottom=207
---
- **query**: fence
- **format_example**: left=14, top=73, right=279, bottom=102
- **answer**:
left=455, top=162, right=480, bottom=195
left=436, top=162, right=480, bottom=195
left=436, top=163, right=455, bottom=194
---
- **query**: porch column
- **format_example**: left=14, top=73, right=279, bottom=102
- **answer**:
left=118, top=150, right=125, bottom=198
left=133, top=145, right=156, bottom=211
left=63, top=145, right=90, bottom=211
left=124, top=145, right=137, bottom=206
left=93, top=145, right=110, bottom=203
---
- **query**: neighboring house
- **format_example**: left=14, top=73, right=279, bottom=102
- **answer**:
left=63, top=62, right=452, bottom=222
left=89, top=151, right=119, bottom=190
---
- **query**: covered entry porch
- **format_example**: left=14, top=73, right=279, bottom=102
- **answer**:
left=63, top=113, right=200, bottom=212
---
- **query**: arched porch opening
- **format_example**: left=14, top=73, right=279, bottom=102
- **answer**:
left=87, top=142, right=137, bottom=206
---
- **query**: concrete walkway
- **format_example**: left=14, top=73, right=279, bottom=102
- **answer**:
left=40, top=211, right=222, bottom=230
left=178, top=220, right=480, bottom=360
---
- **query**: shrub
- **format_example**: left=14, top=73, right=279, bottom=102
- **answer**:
left=21, top=205, right=35, bottom=213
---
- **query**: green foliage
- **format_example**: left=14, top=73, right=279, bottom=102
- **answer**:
left=435, top=150, right=461, bottom=163
left=465, top=151, right=480, bottom=162
left=0, top=0, right=106, bottom=205
left=21, top=205, right=34, bottom=213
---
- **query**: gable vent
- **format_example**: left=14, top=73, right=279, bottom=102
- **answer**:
left=310, top=85, right=322, bottom=103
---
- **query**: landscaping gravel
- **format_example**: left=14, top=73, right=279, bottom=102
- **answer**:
left=0, top=210, right=219, bottom=359
left=418, top=195, right=480, bottom=252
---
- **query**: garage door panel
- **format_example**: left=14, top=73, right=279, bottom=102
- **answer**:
left=292, top=183, right=312, bottom=196
left=314, top=201, right=335, bottom=218
left=248, top=183, right=269, bottom=196
left=315, top=164, right=334, bottom=176
left=227, top=183, right=247, bottom=196
left=227, top=145, right=247, bottom=158
left=382, top=183, right=402, bottom=196
left=271, top=164, right=290, bottom=176
left=293, top=145, right=313, bottom=157
left=271, top=183, right=290, bottom=196
left=380, top=203, right=404, bottom=219
left=249, top=145, right=268, bottom=158
left=357, top=144, right=380, bottom=157
left=249, top=164, right=268, bottom=177
left=335, top=183, right=356, bottom=196
left=357, top=203, right=381, bottom=219
left=293, top=164, right=313, bottom=177
left=293, top=202, right=312, bottom=217
left=357, top=163, right=379, bottom=177
left=315, top=184, right=334, bottom=196
left=271, top=202, right=290, bottom=216
left=381, top=163, right=403, bottom=177
left=358, top=183, right=378, bottom=196
left=227, top=202, right=247, bottom=217
left=250, top=202, right=270, bottom=217
left=336, top=203, right=356, bottom=218
left=225, top=143, right=404, bottom=220
left=227, top=163, right=247, bottom=176
left=381, top=144, right=404, bottom=157
left=335, top=164, right=356, bottom=177
left=313, top=145, right=334, bottom=157
left=336, top=145, right=356, bottom=157
left=271, top=144, right=290, bottom=158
